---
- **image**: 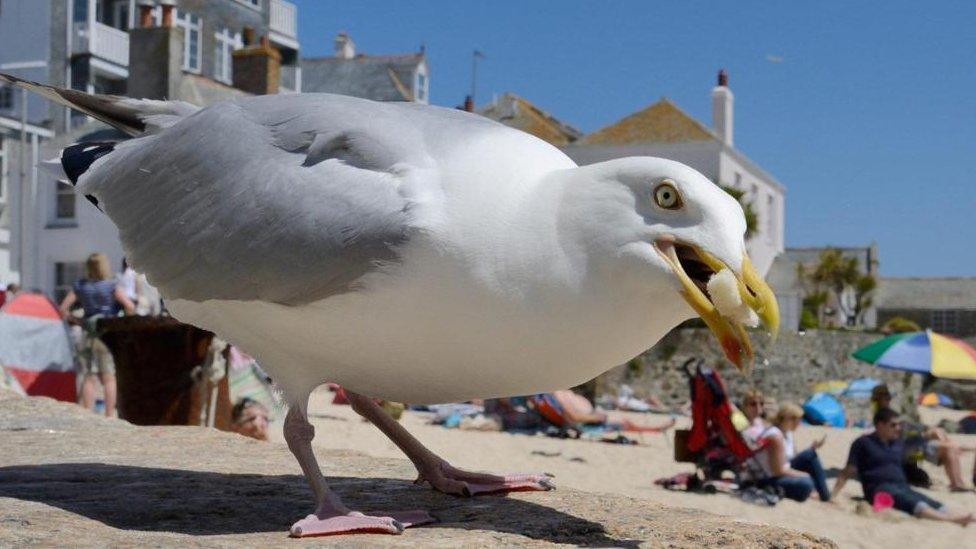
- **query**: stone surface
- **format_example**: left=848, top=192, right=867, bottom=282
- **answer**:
left=0, top=389, right=833, bottom=547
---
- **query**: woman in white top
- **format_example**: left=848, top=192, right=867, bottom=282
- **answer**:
left=754, top=403, right=830, bottom=502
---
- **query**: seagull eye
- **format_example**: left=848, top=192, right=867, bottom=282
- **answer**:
left=653, top=182, right=682, bottom=209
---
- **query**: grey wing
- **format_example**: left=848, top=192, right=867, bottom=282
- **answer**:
left=81, top=94, right=438, bottom=305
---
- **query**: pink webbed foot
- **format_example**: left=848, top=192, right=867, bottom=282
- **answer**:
left=289, top=509, right=435, bottom=538
left=417, top=460, right=555, bottom=496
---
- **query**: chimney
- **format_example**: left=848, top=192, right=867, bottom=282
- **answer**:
left=232, top=35, right=281, bottom=95
left=127, top=1, right=184, bottom=100
left=242, top=26, right=256, bottom=46
left=463, top=95, right=474, bottom=112
left=711, top=68, right=733, bottom=146
left=334, top=32, right=355, bottom=59
left=137, top=0, right=154, bottom=28
left=159, top=0, right=176, bottom=28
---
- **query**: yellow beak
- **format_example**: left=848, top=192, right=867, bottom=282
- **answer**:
left=656, top=242, right=780, bottom=371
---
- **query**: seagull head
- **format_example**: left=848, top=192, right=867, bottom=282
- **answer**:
left=571, top=157, right=779, bottom=370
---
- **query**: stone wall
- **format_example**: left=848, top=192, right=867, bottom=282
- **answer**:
left=593, top=329, right=976, bottom=421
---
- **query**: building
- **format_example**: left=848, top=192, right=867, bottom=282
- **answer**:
left=301, top=32, right=429, bottom=103
left=766, top=245, right=879, bottom=332
left=481, top=70, right=785, bottom=275
left=0, top=0, right=299, bottom=132
left=0, top=0, right=300, bottom=299
left=477, top=93, right=582, bottom=146
left=0, top=118, right=54, bottom=290
left=875, top=278, right=976, bottom=337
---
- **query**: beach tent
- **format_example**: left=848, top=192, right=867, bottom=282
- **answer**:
left=0, top=293, right=76, bottom=402
left=803, top=392, right=846, bottom=427
left=812, top=379, right=847, bottom=395
left=918, top=392, right=954, bottom=408
left=842, top=378, right=881, bottom=399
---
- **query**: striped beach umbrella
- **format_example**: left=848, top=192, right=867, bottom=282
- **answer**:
left=852, top=330, right=976, bottom=380
left=0, top=293, right=77, bottom=402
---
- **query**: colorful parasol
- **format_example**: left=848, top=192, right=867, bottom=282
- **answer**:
left=852, top=330, right=976, bottom=380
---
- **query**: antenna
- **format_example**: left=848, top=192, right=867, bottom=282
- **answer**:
left=471, top=49, right=485, bottom=104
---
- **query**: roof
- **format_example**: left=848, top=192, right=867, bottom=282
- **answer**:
left=300, top=53, right=425, bottom=102
left=582, top=98, right=715, bottom=145
left=575, top=97, right=786, bottom=192
left=477, top=93, right=582, bottom=145
left=876, top=278, right=976, bottom=310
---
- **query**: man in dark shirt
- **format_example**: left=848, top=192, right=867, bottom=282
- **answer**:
left=832, top=407, right=973, bottom=525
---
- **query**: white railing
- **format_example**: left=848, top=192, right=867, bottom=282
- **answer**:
left=73, top=21, right=129, bottom=67
left=270, top=0, right=297, bottom=38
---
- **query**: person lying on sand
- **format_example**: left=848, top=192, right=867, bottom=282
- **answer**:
left=548, top=390, right=676, bottom=432
left=832, top=407, right=974, bottom=526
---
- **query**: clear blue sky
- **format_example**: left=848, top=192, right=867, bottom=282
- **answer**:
left=294, top=1, right=976, bottom=277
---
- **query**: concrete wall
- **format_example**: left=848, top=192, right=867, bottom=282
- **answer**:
left=593, top=328, right=950, bottom=423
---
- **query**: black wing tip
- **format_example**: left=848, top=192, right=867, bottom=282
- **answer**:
left=61, top=142, right=116, bottom=186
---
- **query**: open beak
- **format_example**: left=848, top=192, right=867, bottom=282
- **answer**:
left=655, top=240, right=780, bottom=371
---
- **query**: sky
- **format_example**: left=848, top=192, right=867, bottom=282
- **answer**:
left=294, top=1, right=976, bottom=277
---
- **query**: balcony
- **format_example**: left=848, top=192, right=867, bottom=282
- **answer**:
left=72, top=21, right=129, bottom=68
left=270, top=0, right=298, bottom=45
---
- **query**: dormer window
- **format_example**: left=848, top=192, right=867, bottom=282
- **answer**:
left=415, top=71, right=428, bottom=103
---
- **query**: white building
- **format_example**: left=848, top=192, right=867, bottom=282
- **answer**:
left=0, top=0, right=300, bottom=299
left=560, top=70, right=785, bottom=275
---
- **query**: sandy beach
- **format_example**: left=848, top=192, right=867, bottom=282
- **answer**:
left=271, top=387, right=976, bottom=548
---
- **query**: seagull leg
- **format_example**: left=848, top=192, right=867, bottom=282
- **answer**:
left=346, top=391, right=555, bottom=496
left=283, top=400, right=434, bottom=537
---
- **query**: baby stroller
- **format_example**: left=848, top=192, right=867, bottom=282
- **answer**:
left=669, top=359, right=778, bottom=504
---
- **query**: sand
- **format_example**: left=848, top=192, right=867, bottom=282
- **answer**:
left=279, top=387, right=976, bottom=549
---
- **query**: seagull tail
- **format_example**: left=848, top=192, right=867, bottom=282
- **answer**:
left=0, top=72, right=199, bottom=136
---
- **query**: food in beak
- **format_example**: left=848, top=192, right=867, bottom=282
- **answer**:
left=655, top=240, right=780, bottom=371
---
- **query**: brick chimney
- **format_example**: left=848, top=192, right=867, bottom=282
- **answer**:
left=127, top=0, right=184, bottom=100
left=334, top=32, right=355, bottom=59
left=711, top=69, right=733, bottom=146
left=232, top=35, right=281, bottom=95
left=463, top=95, right=474, bottom=112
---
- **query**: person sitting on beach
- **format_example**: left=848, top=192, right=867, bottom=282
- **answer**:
left=738, top=389, right=767, bottom=437
left=832, top=407, right=974, bottom=525
left=229, top=398, right=270, bottom=441
left=755, top=403, right=831, bottom=502
left=872, top=384, right=972, bottom=491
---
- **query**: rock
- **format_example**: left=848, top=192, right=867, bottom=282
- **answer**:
left=0, top=389, right=834, bottom=547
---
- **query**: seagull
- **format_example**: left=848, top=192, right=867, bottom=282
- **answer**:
left=2, top=73, right=778, bottom=537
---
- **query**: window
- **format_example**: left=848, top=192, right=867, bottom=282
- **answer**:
left=766, top=194, right=776, bottom=244
left=931, top=310, right=959, bottom=334
left=55, top=180, right=76, bottom=221
left=175, top=11, right=202, bottom=73
left=0, top=85, right=12, bottom=110
left=0, top=136, right=6, bottom=202
left=214, top=27, right=243, bottom=84
left=73, top=0, right=88, bottom=22
left=415, top=71, right=428, bottom=103
left=54, top=261, right=85, bottom=304
left=734, top=172, right=742, bottom=188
